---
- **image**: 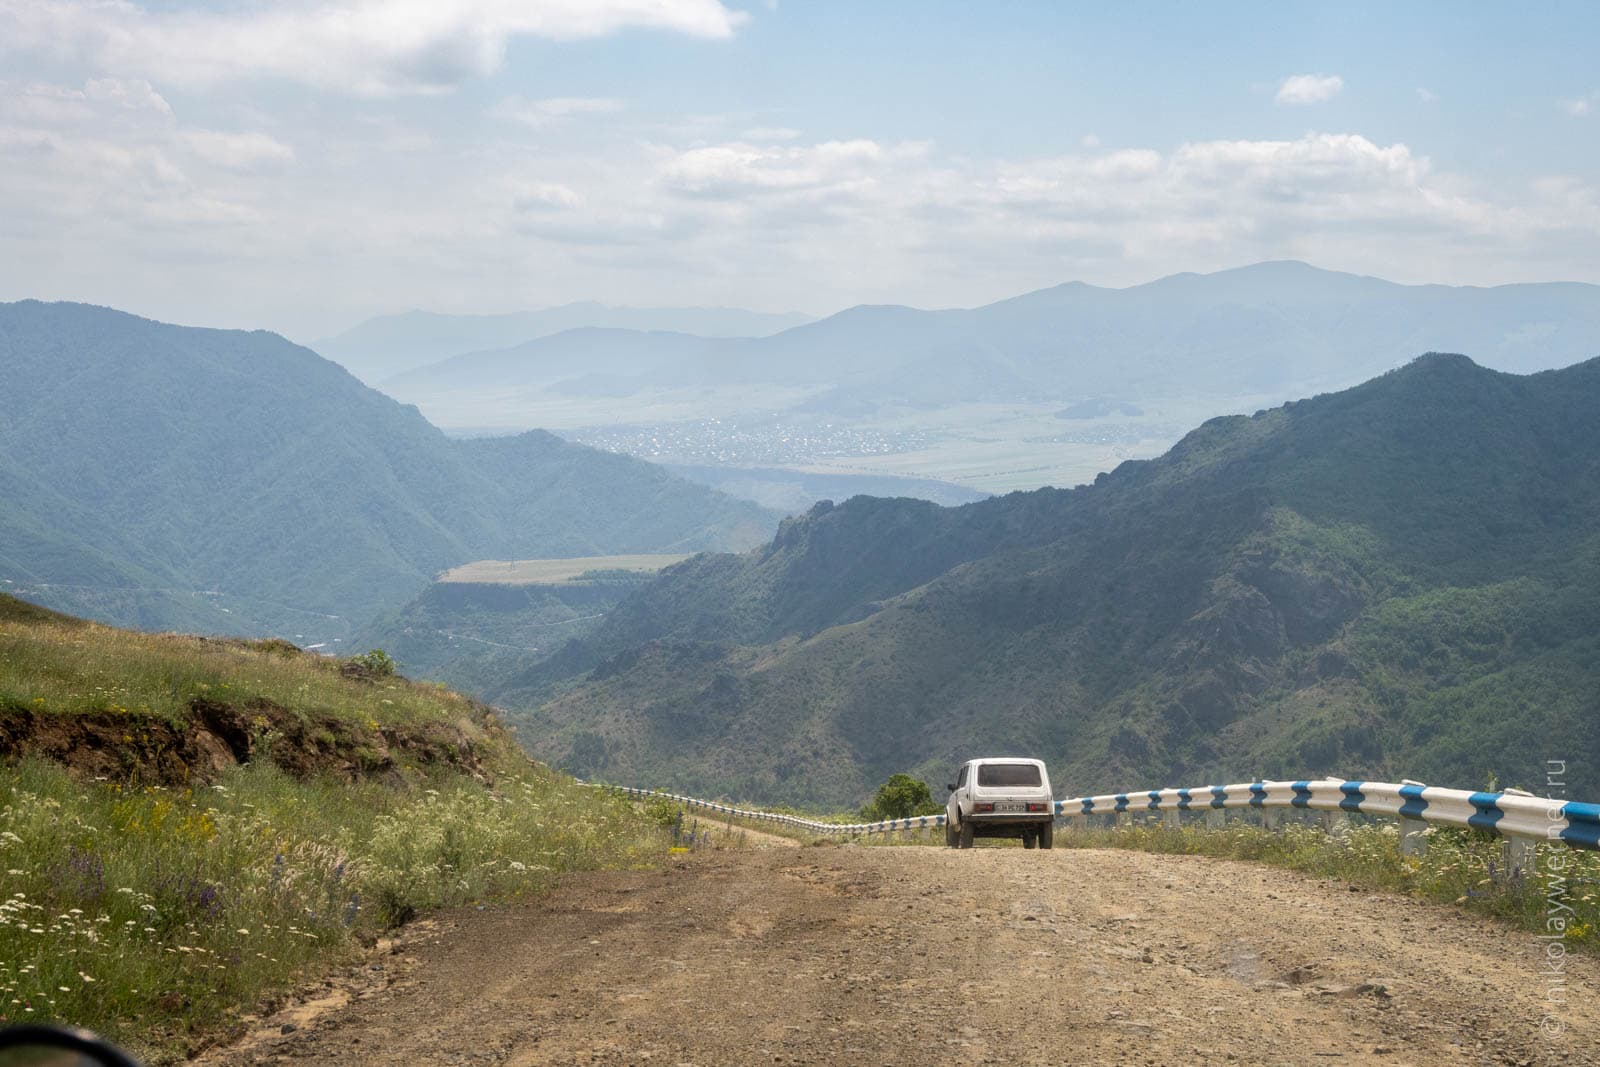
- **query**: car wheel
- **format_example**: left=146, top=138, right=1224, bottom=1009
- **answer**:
left=1038, top=821, right=1054, bottom=850
left=958, top=820, right=975, bottom=849
left=1021, top=829, right=1036, bottom=849
left=944, top=820, right=957, bottom=848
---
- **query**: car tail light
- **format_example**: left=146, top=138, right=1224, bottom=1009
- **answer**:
left=1026, top=802, right=1048, bottom=812
left=974, top=802, right=995, bottom=813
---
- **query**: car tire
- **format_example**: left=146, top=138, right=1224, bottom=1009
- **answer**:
left=944, top=820, right=957, bottom=848
left=958, top=820, right=975, bottom=849
left=1038, top=821, right=1054, bottom=850
left=1022, top=829, right=1036, bottom=849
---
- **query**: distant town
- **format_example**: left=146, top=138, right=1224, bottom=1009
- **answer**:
left=566, top=418, right=943, bottom=466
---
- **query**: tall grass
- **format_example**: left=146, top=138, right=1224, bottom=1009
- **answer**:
left=0, top=757, right=665, bottom=1063
left=1061, top=818, right=1600, bottom=945
left=0, top=616, right=469, bottom=727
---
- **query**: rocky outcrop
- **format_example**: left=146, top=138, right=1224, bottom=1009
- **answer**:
left=0, top=698, right=493, bottom=786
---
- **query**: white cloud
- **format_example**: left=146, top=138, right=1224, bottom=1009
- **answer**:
left=1416, top=87, right=1438, bottom=104
left=2, top=69, right=1597, bottom=334
left=495, top=96, right=624, bottom=128
left=84, top=77, right=172, bottom=115
left=1560, top=94, right=1596, bottom=118
left=740, top=126, right=802, bottom=142
left=0, top=1, right=747, bottom=95
left=1275, top=73, right=1344, bottom=106
left=659, top=138, right=911, bottom=196
left=181, top=129, right=295, bottom=171
left=511, top=180, right=584, bottom=212
left=1080, top=133, right=1101, bottom=149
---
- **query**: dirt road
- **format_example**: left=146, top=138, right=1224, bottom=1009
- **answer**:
left=201, top=842, right=1599, bottom=1066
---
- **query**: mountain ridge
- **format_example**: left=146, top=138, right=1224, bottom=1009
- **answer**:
left=383, top=261, right=1600, bottom=432
left=0, top=300, right=776, bottom=642
left=315, top=303, right=814, bottom=382
left=504, top=352, right=1600, bottom=804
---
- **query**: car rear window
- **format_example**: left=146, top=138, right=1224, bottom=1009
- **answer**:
left=977, top=763, right=1042, bottom=787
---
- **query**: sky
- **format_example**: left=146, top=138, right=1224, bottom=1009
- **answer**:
left=2, top=0, right=1597, bottom=340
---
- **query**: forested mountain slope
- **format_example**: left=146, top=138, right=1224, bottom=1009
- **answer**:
left=514, top=354, right=1600, bottom=803
left=0, top=301, right=774, bottom=641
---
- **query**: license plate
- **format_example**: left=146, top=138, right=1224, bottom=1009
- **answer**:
left=994, top=802, right=1024, bottom=813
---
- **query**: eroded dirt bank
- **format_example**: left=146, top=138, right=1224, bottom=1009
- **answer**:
left=199, top=844, right=1599, bottom=1066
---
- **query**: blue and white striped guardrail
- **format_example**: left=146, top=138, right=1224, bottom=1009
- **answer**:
left=602, top=778, right=1600, bottom=849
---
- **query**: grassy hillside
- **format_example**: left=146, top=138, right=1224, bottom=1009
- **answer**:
left=0, top=593, right=667, bottom=1062
left=512, top=354, right=1600, bottom=804
left=0, top=301, right=775, bottom=644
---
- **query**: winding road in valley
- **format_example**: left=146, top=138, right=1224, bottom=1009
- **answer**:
left=200, top=834, right=1599, bottom=1066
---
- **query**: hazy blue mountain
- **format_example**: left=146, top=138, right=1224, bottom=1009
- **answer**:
left=0, top=301, right=776, bottom=643
left=664, top=464, right=988, bottom=512
left=385, top=262, right=1600, bottom=412
left=507, top=354, right=1600, bottom=805
left=313, top=304, right=812, bottom=382
left=383, top=328, right=732, bottom=394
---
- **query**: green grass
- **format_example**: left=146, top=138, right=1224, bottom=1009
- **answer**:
left=1061, top=818, right=1600, bottom=947
left=0, top=608, right=473, bottom=728
left=0, top=756, right=665, bottom=1063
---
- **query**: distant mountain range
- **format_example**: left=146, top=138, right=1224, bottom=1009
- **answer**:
left=0, top=301, right=775, bottom=642
left=382, top=262, right=1600, bottom=416
left=502, top=353, right=1600, bottom=804
left=313, top=304, right=814, bottom=383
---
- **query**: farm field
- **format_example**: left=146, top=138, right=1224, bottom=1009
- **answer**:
left=436, top=555, right=694, bottom=586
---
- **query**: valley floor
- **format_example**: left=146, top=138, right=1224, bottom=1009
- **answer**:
left=198, top=841, right=1597, bottom=1065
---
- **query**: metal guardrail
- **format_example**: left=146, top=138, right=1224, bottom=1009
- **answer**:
left=608, top=786, right=943, bottom=836
left=604, top=778, right=1600, bottom=850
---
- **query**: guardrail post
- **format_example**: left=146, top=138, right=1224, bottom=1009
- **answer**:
left=1205, top=808, right=1224, bottom=829
left=1399, top=817, right=1428, bottom=857
left=1115, top=811, right=1130, bottom=830
left=1501, top=835, right=1536, bottom=882
left=1259, top=807, right=1281, bottom=831
left=1162, top=808, right=1179, bottom=829
left=1322, top=811, right=1350, bottom=838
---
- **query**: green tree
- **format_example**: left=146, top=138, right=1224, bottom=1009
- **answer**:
left=862, top=773, right=941, bottom=821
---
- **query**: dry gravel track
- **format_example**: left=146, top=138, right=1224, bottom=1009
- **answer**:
left=199, top=839, right=1600, bottom=1066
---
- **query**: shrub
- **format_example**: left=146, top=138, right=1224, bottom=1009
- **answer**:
left=349, top=648, right=396, bottom=676
left=860, top=773, right=940, bottom=821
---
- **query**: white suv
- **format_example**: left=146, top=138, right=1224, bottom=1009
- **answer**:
left=945, top=757, right=1055, bottom=849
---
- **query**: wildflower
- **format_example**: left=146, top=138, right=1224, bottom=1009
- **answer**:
left=236, top=929, right=250, bottom=936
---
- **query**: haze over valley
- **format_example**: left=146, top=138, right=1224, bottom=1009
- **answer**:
left=367, top=262, right=1600, bottom=497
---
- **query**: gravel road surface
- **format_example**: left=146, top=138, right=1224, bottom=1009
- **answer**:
left=199, top=842, right=1599, bottom=1066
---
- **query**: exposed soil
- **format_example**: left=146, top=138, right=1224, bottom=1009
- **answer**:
left=0, top=699, right=490, bottom=786
left=196, top=841, right=1599, bottom=1066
